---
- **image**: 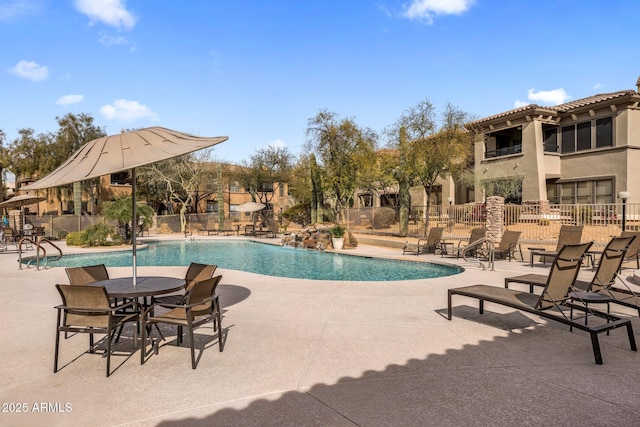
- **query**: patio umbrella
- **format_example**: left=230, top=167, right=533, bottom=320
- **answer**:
left=25, top=127, right=228, bottom=285
left=237, top=202, right=266, bottom=212
left=0, top=193, right=46, bottom=229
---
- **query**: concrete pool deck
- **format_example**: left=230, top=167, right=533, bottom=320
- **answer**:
left=2, top=234, right=640, bottom=426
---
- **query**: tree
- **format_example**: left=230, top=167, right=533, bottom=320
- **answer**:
left=305, top=109, right=377, bottom=221
left=51, top=113, right=106, bottom=215
left=138, top=150, right=215, bottom=234
left=357, top=148, right=400, bottom=207
left=102, top=196, right=154, bottom=244
left=234, top=145, right=293, bottom=209
left=387, top=100, right=474, bottom=234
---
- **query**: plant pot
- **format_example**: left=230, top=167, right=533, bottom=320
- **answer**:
left=332, top=237, right=344, bottom=250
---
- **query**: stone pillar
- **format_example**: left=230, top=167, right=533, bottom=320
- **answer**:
left=486, top=196, right=504, bottom=242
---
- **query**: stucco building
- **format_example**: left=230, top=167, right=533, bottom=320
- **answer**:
left=467, top=77, right=640, bottom=205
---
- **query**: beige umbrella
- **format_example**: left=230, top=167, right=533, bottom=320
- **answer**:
left=25, top=127, right=228, bottom=285
left=0, top=193, right=46, bottom=209
left=237, top=202, right=266, bottom=212
left=0, top=193, right=47, bottom=229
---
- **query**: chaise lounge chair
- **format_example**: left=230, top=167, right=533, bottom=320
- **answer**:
left=620, top=231, right=640, bottom=269
left=493, top=230, right=523, bottom=261
left=506, top=235, right=635, bottom=293
left=448, top=242, right=637, bottom=364
left=528, top=225, right=583, bottom=267
left=448, top=227, right=486, bottom=258
left=402, top=227, right=444, bottom=255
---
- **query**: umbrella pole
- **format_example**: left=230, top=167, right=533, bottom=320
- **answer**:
left=132, top=168, right=137, bottom=287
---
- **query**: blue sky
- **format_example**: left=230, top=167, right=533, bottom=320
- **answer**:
left=1, top=0, right=639, bottom=163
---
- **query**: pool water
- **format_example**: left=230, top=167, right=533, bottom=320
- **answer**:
left=49, top=240, right=462, bottom=281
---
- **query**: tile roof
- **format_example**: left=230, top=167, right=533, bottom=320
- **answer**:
left=468, top=89, right=638, bottom=127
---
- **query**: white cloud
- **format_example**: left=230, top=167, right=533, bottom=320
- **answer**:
left=75, top=0, right=136, bottom=29
left=9, top=60, right=49, bottom=81
left=99, top=33, right=136, bottom=50
left=402, top=0, right=475, bottom=24
left=593, top=82, right=603, bottom=90
left=513, top=100, right=529, bottom=108
left=526, top=88, right=570, bottom=105
left=56, top=94, right=84, bottom=105
left=99, top=99, right=159, bottom=122
left=0, top=0, right=45, bottom=22
left=268, top=139, right=287, bottom=149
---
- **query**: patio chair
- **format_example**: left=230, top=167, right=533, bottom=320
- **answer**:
left=448, top=227, right=486, bottom=258
left=152, top=262, right=217, bottom=306
left=402, top=227, right=444, bottom=255
left=65, top=264, right=110, bottom=286
left=620, top=231, right=640, bottom=269
left=54, top=284, right=139, bottom=377
left=528, top=225, right=583, bottom=267
left=141, top=275, right=224, bottom=369
left=448, top=242, right=637, bottom=364
left=493, top=230, right=523, bottom=262
left=506, top=236, right=634, bottom=293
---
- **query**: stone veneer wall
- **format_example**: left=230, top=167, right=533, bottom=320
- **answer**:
left=485, top=196, right=504, bottom=242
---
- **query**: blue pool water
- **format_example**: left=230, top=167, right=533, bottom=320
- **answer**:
left=48, top=240, right=462, bottom=281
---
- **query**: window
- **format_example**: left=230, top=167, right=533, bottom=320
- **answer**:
left=206, top=200, right=218, bottom=213
left=561, top=126, right=575, bottom=153
left=561, top=117, right=613, bottom=153
left=229, top=182, right=240, bottom=193
left=229, top=204, right=240, bottom=218
left=110, top=172, right=130, bottom=185
left=595, top=179, right=613, bottom=203
left=576, top=122, right=591, bottom=151
left=259, top=182, right=273, bottom=192
left=543, top=127, right=558, bottom=152
left=558, top=179, right=614, bottom=204
left=359, top=194, right=373, bottom=207
left=279, top=185, right=284, bottom=197
left=595, top=117, right=612, bottom=148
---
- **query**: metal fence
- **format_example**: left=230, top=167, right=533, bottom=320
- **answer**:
left=8, top=202, right=639, bottom=250
left=339, top=202, right=640, bottom=249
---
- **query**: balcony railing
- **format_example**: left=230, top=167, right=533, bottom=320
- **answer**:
left=484, top=144, right=522, bottom=158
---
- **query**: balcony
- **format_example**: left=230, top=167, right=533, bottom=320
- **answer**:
left=484, top=144, right=522, bottom=158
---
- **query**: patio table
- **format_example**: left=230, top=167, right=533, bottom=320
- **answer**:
left=88, top=276, right=186, bottom=300
left=88, top=276, right=186, bottom=346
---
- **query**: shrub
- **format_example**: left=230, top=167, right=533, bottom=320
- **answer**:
left=330, top=224, right=345, bottom=238
left=373, top=207, right=396, bottom=229
left=283, top=203, right=311, bottom=226
left=83, top=223, right=120, bottom=246
left=65, top=223, right=121, bottom=247
left=65, top=231, right=86, bottom=246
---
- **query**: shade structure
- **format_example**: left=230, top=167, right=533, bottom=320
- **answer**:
left=237, top=202, right=266, bottom=212
left=0, top=194, right=47, bottom=230
left=0, top=194, right=46, bottom=209
left=25, top=127, right=228, bottom=285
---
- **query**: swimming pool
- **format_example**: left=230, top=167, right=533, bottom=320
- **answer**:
left=48, top=240, right=462, bottom=281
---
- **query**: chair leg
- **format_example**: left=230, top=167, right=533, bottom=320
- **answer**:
left=590, top=332, right=603, bottom=365
left=54, top=311, right=61, bottom=373
left=189, top=326, right=196, bottom=369
left=106, top=328, right=112, bottom=377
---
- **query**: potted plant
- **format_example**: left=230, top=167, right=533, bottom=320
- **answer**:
left=330, top=224, right=346, bottom=250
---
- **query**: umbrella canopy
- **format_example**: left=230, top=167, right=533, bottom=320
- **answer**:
left=0, top=194, right=47, bottom=230
left=0, top=194, right=46, bottom=209
left=25, top=127, right=228, bottom=189
left=238, top=202, right=266, bottom=212
left=25, top=127, right=228, bottom=285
